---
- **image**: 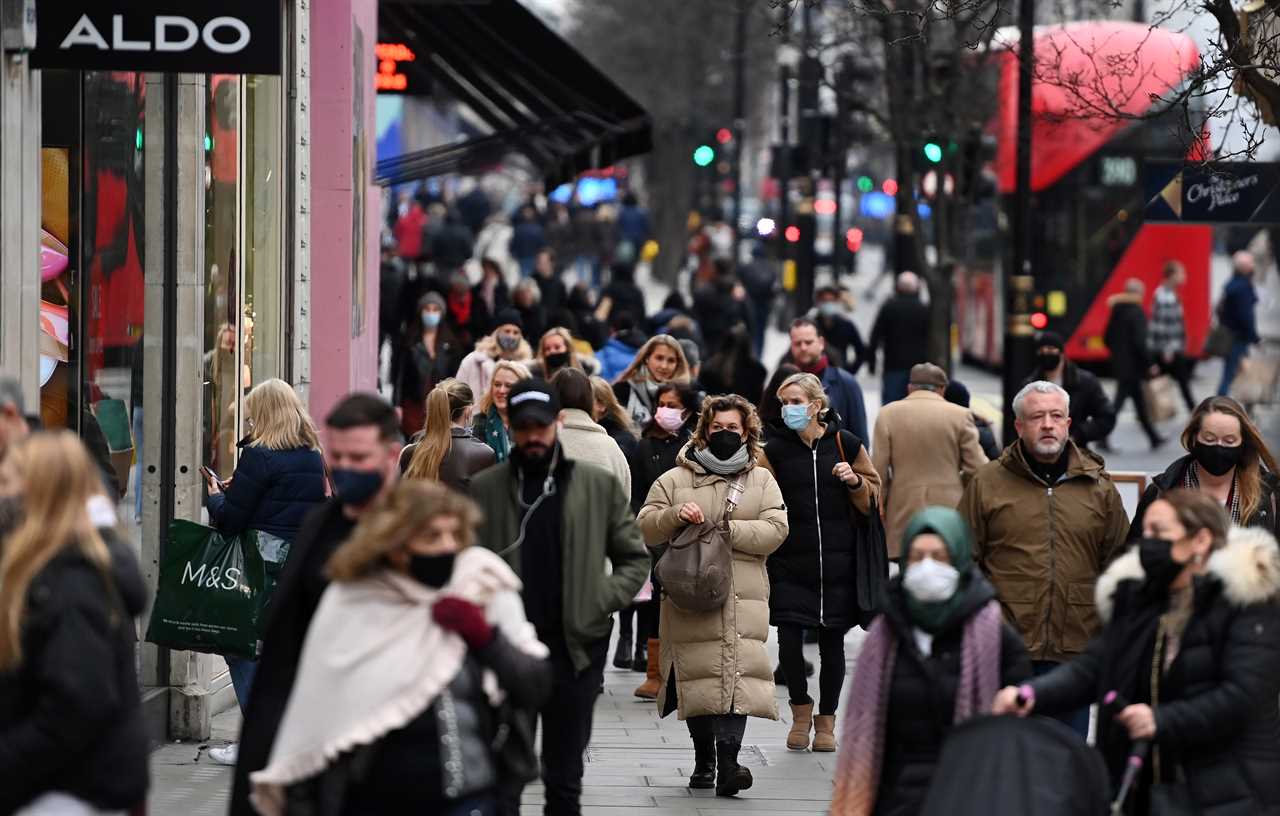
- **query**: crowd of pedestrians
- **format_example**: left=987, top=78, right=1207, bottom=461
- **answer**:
left=2, top=188, right=1279, bottom=816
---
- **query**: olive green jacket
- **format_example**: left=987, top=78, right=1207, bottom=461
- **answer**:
left=471, top=456, right=650, bottom=672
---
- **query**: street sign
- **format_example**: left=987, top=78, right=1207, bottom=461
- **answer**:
left=1144, top=160, right=1280, bottom=225
left=32, top=1, right=282, bottom=74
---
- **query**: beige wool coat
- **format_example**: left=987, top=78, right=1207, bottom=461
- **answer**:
left=636, top=446, right=788, bottom=720
left=871, top=390, right=988, bottom=557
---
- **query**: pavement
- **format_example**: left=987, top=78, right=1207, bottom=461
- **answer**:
left=149, top=625, right=864, bottom=815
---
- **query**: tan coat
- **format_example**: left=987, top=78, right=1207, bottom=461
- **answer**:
left=636, top=447, right=788, bottom=720
left=872, top=390, right=988, bottom=557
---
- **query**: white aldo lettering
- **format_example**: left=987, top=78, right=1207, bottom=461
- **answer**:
left=202, top=17, right=250, bottom=54
left=59, top=14, right=109, bottom=50
left=112, top=14, right=150, bottom=51
left=155, top=16, right=198, bottom=52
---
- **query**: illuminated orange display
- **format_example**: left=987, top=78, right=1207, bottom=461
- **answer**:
left=375, top=42, right=416, bottom=93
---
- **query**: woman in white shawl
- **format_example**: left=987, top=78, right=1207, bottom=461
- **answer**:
left=250, top=480, right=550, bottom=816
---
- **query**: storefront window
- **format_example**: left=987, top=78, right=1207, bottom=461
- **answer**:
left=202, top=73, right=284, bottom=481
left=40, top=70, right=147, bottom=538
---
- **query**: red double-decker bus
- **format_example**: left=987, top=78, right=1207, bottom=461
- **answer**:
left=955, top=21, right=1212, bottom=368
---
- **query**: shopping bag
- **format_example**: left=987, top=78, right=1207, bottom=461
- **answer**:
left=145, top=520, right=266, bottom=659
left=1230, top=355, right=1280, bottom=407
left=1143, top=375, right=1178, bottom=423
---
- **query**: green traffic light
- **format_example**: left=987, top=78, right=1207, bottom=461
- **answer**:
left=856, top=176, right=874, bottom=193
left=923, top=142, right=943, bottom=163
left=693, top=145, right=715, bottom=167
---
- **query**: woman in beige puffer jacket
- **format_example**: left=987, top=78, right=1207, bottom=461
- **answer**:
left=637, top=393, right=788, bottom=798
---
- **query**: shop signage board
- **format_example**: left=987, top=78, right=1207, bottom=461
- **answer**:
left=32, top=0, right=282, bottom=74
left=1144, top=160, right=1280, bottom=225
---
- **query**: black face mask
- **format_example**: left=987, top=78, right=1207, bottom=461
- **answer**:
left=545, top=351, right=570, bottom=371
left=1138, top=537, right=1187, bottom=589
left=1192, top=441, right=1244, bottom=477
left=1038, top=352, right=1061, bottom=371
left=408, top=553, right=456, bottom=589
left=707, top=429, right=744, bottom=460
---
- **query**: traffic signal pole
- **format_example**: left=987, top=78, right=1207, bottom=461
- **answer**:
left=1001, top=0, right=1036, bottom=445
left=731, top=0, right=747, bottom=264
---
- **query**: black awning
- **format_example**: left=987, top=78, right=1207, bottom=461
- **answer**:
left=376, top=0, right=652, bottom=187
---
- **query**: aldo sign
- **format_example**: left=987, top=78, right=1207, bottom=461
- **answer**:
left=32, top=1, right=281, bottom=74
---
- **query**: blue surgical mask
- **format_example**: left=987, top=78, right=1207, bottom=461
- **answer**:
left=817, top=301, right=841, bottom=318
left=782, top=403, right=812, bottom=431
left=330, top=467, right=385, bottom=506
left=421, top=311, right=442, bottom=329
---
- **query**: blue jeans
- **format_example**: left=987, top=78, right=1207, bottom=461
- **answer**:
left=1218, top=340, right=1250, bottom=396
left=226, top=656, right=257, bottom=715
left=882, top=369, right=910, bottom=405
left=1032, top=660, right=1089, bottom=739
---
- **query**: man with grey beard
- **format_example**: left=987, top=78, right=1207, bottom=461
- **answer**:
left=957, top=380, right=1129, bottom=738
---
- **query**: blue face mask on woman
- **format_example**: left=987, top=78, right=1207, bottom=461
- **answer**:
left=782, top=403, right=812, bottom=431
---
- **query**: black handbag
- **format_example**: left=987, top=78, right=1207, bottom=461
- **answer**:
left=835, top=430, right=888, bottom=627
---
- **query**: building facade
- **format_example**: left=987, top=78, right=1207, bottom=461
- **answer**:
left=0, top=0, right=379, bottom=740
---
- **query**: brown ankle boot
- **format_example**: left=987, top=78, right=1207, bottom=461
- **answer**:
left=812, top=714, right=836, bottom=752
left=634, top=638, right=661, bottom=699
left=787, top=702, right=814, bottom=750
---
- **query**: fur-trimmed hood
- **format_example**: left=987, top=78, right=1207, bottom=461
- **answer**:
left=1096, top=526, right=1280, bottom=623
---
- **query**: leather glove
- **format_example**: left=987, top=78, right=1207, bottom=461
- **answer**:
left=432, top=596, right=495, bottom=650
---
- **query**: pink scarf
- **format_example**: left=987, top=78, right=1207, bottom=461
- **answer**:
left=830, top=600, right=1003, bottom=815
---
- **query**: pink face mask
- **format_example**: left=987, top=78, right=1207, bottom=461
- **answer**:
left=654, top=406, right=685, bottom=432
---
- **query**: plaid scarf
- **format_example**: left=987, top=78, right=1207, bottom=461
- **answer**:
left=830, top=600, right=1004, bottom=815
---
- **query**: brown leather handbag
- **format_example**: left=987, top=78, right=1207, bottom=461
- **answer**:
left=656, top=473, right=747, bottom=612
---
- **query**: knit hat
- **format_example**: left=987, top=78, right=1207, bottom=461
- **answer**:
left=417, top=291, right=446, bottom=312
left=1036, top=331, right=1065, bottom=351
left=943, top=381, right=971, bottom=408
left=492, top=307, right=524, bottom=334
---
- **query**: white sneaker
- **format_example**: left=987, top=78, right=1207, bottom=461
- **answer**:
left=208, top=743, right=239, bottom=766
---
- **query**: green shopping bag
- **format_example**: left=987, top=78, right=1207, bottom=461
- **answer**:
left=145, top=520, right=267, bottom=659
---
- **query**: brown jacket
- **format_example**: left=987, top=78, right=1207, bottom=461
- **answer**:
left=956, top=440, right=1129, bottom=663
left=636, top=446, right=788, bottom=720
left=872, top=390, right=988, bottom=557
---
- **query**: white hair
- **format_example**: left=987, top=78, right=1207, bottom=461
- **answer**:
left=1013, top=380, right=1070, bottom=419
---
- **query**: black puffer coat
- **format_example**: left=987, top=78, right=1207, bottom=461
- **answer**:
left=761, top=421, right=877, bottom=630
left=875, top=572, right=1032, bottom=816
left=1031, top=527, right=1280, bottom=815
left=0, top=529, right=150, bottom=813
left=631, top=423, right=693, bottom=515
left=1128, top=454, right=1280, bottom=541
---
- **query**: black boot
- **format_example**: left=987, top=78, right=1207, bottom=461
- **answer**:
left=715, top=737, right=753, bottom=797
left=689, top=736, right=716, bottom=789
left=631, top=638, right=648, bottom=672
left=613, top=626, right=632, bottom=669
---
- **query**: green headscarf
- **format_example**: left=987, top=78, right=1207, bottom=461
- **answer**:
left=899, top=506, right=975, bottom=634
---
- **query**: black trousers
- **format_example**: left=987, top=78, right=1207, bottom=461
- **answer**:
left=777, top=625, right=848, bottom=716
left=686, top=713, right=747, bottom=742
left=499, top=638, right=608, bottom=816
left=1159, top=353, right=1198, bottom=412
left=1113, top=377, right=1160, bottom=445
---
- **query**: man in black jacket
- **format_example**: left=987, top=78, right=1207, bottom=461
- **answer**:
left=1104, top=279, right=1165, bottom=449
left=814, top=286, right=867, bottom=375
left=229, top=394, right=403, bottom=816
left=1020, top=331, right=1117, bottom=450
left=869, top=272, right=931, bottom=404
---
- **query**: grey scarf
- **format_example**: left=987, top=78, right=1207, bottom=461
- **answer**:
left=692, top=444, right=751, bottom=476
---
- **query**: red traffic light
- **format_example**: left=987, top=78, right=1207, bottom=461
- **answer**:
left=716, top=128, right=733, bottom=144
left=1030, top=312, right=1049, bottom=330
left=845, top=227, right=864, bottom=252
left=882, top=179, right=899, bottom=196
left=784, top=225, right=801, bottom=243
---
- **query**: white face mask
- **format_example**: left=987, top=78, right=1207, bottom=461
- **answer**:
left=902, top=556, right=960, bottom=603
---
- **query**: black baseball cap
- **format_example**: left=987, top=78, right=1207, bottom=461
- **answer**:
left=508, top=378, right=561, bottom=428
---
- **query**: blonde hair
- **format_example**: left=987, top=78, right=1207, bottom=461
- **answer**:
left=691, top=393, right=764, bottom=464
left=405, top=379, right=474, bottom=481
left=777, top=372, right=831, bottom=422
left=589, top=376, right=635, bottom=435
left=327, top=480, right=482, bottom=581
left=245, top=378, right=321, bottom=451
left=614, top=335, right=691, bottom=386
left=538, top=327, right=581, bottom=373
left=477, top=360, right=532, bottom=415
left=0, top=432, right=113, bottom=671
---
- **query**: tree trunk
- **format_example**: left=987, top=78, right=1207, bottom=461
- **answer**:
left=647, top=122, right=695, bottom=286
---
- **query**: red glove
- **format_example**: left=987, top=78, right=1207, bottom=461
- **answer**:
left=432, top=597, right=494, bottom=650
